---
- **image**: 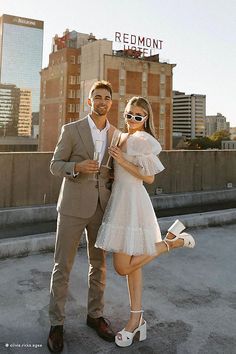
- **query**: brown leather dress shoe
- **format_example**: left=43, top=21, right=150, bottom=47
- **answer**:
left=87, top=315, right=115, bottom=342
left=47, top=325, right=64, bottom=353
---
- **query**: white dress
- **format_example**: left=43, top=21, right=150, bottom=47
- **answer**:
left=95, top=131, right=165, bottom=256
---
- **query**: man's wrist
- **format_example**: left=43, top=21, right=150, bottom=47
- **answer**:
left=73, top=163, right=80, bottom=177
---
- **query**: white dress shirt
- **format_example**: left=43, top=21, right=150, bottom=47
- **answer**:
left=73, top=115, right=110, bottom=177
left=87, top=114, right=110, bottom=165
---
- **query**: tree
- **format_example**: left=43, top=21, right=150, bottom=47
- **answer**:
left=186, top=137, right=215, bottom=150
left=210, top=130, right=231, bottom=141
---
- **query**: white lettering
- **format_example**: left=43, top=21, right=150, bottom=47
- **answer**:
left=14, top=17, right=36, bottom=26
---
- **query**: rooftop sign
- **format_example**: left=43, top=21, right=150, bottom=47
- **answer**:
left=1, top=14, right=44, bottom=29
left=114, top=31, right=163, bottom=57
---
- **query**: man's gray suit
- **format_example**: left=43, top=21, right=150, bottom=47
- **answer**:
left=49, top=115, right=114, bottom=325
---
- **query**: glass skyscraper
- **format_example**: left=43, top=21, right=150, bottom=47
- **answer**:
left=0, top=14, right=44, bottom=113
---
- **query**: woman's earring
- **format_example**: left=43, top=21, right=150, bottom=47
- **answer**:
left=144, top=120, right=147, bottom=128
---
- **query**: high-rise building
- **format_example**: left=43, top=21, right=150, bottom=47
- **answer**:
left=0, top=84, right=19, bottom=136
left=0, top=83, right=31, bottom=137
left=206, top=113, right=230, bottom=136
left=39, top=30, right=175, bottom=151
left=173, top=91, right=206, bottom=139
left=230, top=127, right=236, bottom=140
left=18, top=89, right=32, bottom=136
left=0, top=14, right=44, bottom=114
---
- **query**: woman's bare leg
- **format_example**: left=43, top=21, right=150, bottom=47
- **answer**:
left=124, top=268, right=143, bottom=332
left=113, top=232, right=183, bottom=276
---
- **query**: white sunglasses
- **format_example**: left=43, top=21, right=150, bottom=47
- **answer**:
left=124, top=113, right=147, bottom=122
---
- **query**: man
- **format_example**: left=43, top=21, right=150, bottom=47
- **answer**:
left=47, top=81, right=115, bottom=353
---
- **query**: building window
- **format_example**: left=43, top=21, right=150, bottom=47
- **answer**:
left=70, top=55, right=76, bottom=64
left=160, top=120, right=165, bottom=129
left=76, top=104, right=80, bottom=113
left=69, top=76, right=76, bottom=84
left=77, top=56, right=81, bottom=64
left=160, top=104, right=165, bottom=114
left=68, top=89, right=76, bottom=98
left=142, top=87, right=147, bottom=97
left=120, top=86, right=125, bottom=96
left=120, top=68, right=126, bottom=80
left=119, top=116, right=125, bottom=129
left=76, top=75, right=80, bottom=84
left=76, top=90, right=80, bottom=98
left=159, top=134, right=164, bottom=144
left=68, top=104, right=75, bottom=113
left=119, top=101, right=125, bottom=112
left=160, top=74, right=165, bottom=84
left=160, top=88, right=165, bottom=99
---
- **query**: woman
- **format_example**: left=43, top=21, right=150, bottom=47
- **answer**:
left=95, top=96, right=195, bottom=347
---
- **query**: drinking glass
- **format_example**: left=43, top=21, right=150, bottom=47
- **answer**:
left=89, top=140, right=103, bottom=181
left=102, top=129, right=122, bottom=169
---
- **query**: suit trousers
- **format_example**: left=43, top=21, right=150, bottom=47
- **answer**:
left=49, top=201, right=106, bottom=325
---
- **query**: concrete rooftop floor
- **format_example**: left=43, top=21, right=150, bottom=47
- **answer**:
left=0, top=224, right=236, bottom=354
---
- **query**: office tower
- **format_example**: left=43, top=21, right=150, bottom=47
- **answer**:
left=206, top=113, right=230, bottom=136
left=18, top=89, right=32, bottom=136
left=0, top=14, right=44, bottom=114
left=173, top=91, right=206, bottom=139
left=0, top=83, right=31, bottom=137
left=39, top=30, right=175, bottom=151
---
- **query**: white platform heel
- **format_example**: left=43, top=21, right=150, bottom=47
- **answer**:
left=163, top=219, right=195, bottom=251
left=115, top=310, right=147, bottom=347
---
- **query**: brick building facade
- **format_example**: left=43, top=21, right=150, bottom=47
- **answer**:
left=39, top=30, right=175, bottom=151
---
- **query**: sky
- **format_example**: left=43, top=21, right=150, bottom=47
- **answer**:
left=1, top=0, right=236, bottom=126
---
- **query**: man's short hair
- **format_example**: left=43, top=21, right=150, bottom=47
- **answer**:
left=89, top=80, right=113, bottom=98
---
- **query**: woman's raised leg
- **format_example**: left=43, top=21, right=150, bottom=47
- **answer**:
left=113, top=232, right=186, bottom=276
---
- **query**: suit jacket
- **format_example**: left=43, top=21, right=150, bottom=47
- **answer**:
left=50, top=115, right=116, bottom=218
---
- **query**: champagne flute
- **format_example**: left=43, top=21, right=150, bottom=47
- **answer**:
left=102, top=129, right=122, bottom=169
left=89, top=139, right=103, bottom=181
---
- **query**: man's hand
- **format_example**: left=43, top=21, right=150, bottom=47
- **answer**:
left=75, top=160, right=99, bottom=174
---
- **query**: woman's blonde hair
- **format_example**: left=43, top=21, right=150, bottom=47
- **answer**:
left=124, top=96, right=156, bottom=138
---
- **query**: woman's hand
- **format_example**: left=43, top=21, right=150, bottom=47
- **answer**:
left=108, top=146, right=125, bottom=164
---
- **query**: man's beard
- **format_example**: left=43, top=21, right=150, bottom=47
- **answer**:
left=93, top=107, right=107, bottom=116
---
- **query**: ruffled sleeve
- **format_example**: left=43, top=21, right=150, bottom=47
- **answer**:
left=126, top=131, right=165, bottom=176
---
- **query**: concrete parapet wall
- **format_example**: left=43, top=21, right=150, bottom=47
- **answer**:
left=0, top=205, right=57, bottom=226
left=1, top=209, right=236, bottom=259
left=0, top=152, right=61, bottom=208
left=148, top=150, right=236, bottom=196
left=0, top=150, right=235, bottom=208
left=151, top=188, right=236, bottom=210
